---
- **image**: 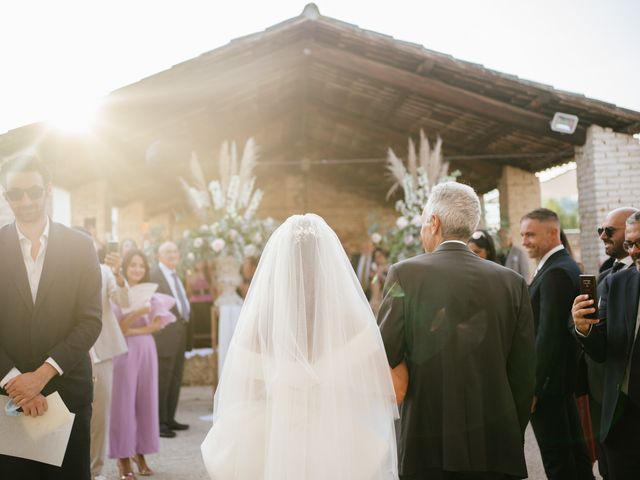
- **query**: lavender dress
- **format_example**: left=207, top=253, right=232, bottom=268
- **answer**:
left=109, top=293, right=176, bottom=459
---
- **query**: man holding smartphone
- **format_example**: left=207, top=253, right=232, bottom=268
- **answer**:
left=577, top=207, right=637, bottom=479
left=573, top=211, right=640, bottom=479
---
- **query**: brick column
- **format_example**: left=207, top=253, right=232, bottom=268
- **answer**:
left=498, top=165, right=542, bottom=242
left=70, top=180, right=109, bottom=239
left=575, top=125, right=640, bottom=274
left=117, top=201, right=145, bottom=244
left=498, top=165, right=541, bottom=281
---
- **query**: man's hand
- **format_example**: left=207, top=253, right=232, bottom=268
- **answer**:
left=531, top=396, right=538, bottom=414
left=572, top=294, right=599, bottom=335
left=21, top=394, right=48, bottom=417
left=6, top=363, right=57, bottom=407
left=104, top=252, right=124, bottom=286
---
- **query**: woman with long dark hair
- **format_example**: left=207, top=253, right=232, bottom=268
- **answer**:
left=467, top=229, right=498, bottom=262
left=109, top=249, right=176, bottom=479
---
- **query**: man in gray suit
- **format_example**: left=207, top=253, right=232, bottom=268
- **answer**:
left=378, top=182, right=536, bottom=480
left=498, top=228, right=530, bottom=281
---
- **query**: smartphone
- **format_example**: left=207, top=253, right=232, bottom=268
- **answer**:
left=579, top=274, right=598, bottom=320
left=107, top=241, right=119, bottom=254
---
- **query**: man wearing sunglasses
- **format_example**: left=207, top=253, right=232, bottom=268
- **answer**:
left=573, top=211, right=640, bottom=479
left=0, top=155, right=102, bottom=479
left=576, top=207, right=638, bottom=479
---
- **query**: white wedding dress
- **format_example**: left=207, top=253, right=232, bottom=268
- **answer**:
left=201, top=214, right=399, bottom=480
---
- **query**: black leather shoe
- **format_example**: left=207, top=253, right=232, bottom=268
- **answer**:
left=160, top=426, right=177, bottom=438
left=169, top=421, right=190, bottom=431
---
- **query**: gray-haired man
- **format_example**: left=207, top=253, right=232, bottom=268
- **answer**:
left=378, top=182, right=536, bottom=480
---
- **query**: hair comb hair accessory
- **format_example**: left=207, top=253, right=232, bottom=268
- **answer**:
left=293, top=219, right=318, bottom=243
left=471, top=231, right=485, bottom=240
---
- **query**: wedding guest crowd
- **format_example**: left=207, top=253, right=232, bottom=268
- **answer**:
left=2, top=154, right=639, bottom=480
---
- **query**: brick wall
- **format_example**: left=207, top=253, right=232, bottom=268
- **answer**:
left=117, top=201, right=145, bottom=244
left=70, top=180, right=109, bottom=239
left=0, top=194, right=13, bottom=227
left=498, top=165, right=541, bottom=280
left=576, top=125, right=640, bottom=274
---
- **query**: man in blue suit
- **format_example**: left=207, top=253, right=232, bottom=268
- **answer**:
left=573, top=211, right=640, bottom=479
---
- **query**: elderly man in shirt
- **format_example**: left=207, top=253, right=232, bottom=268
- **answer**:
left=0, top=155, right=101, bottom=479
left=151, top=241, right=192, bottom=438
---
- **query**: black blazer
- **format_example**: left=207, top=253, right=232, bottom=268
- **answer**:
left=528, top=248, right=581, bottom=398
left=575, top=267, right=640, bottom=441
left=0, top=222, right=102, bottom=409
left=150, top=266, right=193, bottom=352
left=378, top=242, right=535, bottom=478
left=576, top=262, right=633, bottom=401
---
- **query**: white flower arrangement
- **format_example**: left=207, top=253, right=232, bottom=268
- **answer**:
left=380, top=130, right=460, bottom=262
left=179, top=138, right=278, bottom=265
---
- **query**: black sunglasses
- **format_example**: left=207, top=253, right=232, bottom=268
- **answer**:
left=597, top=226, right=618, bottom=238
left=623, top=240, right=640, bottom=251
left=3, top=186, right=46, bottom=202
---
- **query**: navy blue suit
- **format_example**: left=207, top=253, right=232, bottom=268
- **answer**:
left=575, top=267, right=640, bottom=479
left=528, top=248, right=593, bottom=480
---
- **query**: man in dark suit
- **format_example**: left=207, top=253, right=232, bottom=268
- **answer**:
left=0, top=156, right=102, bottom=479
left=573, top=211, right=640, bottom=479
left=577, top=207, right=638, bottom=479
left=520, top=208, right=593, bottom=480
left=151, top=241, right=191, bottom=438
left=379, top=182, right=535, bottom=480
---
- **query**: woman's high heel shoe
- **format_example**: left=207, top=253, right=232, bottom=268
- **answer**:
left=117, top=458, right=137, bottom=480
left=132, top=454, right=153, bottom=476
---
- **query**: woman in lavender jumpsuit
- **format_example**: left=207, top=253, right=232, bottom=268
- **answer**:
left=109, top=250, right=176, bottom=479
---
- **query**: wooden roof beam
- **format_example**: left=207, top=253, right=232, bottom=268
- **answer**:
left=310, top=44, right=587, bottom=146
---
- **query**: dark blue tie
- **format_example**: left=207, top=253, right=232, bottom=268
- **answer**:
left=172, top=272, right=190, bottom=320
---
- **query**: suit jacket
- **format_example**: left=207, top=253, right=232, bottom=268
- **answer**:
left=0, top=222, right=102, bottom=409
left=528, top=248, right=581, bottom=398
left=576, top=262, right=633, bottom=402
left=378, top=242, right=535, bottom=478
left=504, top=245, right=530, bottom=280
left=575, top=267, right=640, bottom=441
left=150, top=266, right=193, bottom=352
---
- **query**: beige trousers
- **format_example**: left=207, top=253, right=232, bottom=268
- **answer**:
left=90, top=359, right=113, bottom=478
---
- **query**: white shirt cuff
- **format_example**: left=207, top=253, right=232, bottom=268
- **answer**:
left=0, top=367, right=22, bottom=389
left=45, top=357, right=63, bottom=376
left=575, top=325, right=592, bottom=337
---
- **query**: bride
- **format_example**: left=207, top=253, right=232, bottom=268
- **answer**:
left=201, top=214, right=399, bottom=480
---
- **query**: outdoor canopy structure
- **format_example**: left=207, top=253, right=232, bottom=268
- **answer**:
left=1, top=4, right=639, bottom=271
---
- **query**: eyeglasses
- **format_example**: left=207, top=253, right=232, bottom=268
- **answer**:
left=623, top=239, right=640, bottom=251
left=3, top=186, right=45, bottom=202
left=597, top=226, right=618, bottom=238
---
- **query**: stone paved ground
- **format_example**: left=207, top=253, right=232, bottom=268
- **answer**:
left=104, top=386, right=602, bottom=480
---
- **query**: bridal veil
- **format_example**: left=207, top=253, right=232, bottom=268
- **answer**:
left=201, top=214, right=398, bottom=480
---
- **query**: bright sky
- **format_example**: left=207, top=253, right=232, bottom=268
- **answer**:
left=1, top=0, right=638, bottom=135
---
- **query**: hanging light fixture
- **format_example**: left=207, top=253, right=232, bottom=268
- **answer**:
left=550, top=112, right=579, bottom=134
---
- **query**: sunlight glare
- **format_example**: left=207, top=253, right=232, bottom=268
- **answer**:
left=46, top=95, right=103, bottom=133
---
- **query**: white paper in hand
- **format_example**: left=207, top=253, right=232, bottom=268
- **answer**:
left=123, top=282, right=158, bottom=314
left=0, top=392, right=75, bottom=466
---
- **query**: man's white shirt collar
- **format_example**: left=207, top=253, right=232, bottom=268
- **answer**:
left=158, top=261, right=175, bottom=277
left=617, top=256, right=634, bottom=268
left=16, top=216, right=50, bottom=247
left=441, top=240, right=468, bottom=246
left=535, top=244, right=565, bottom=274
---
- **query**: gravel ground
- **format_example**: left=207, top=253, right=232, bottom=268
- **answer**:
left=104, top=386, right=601, bottom=480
